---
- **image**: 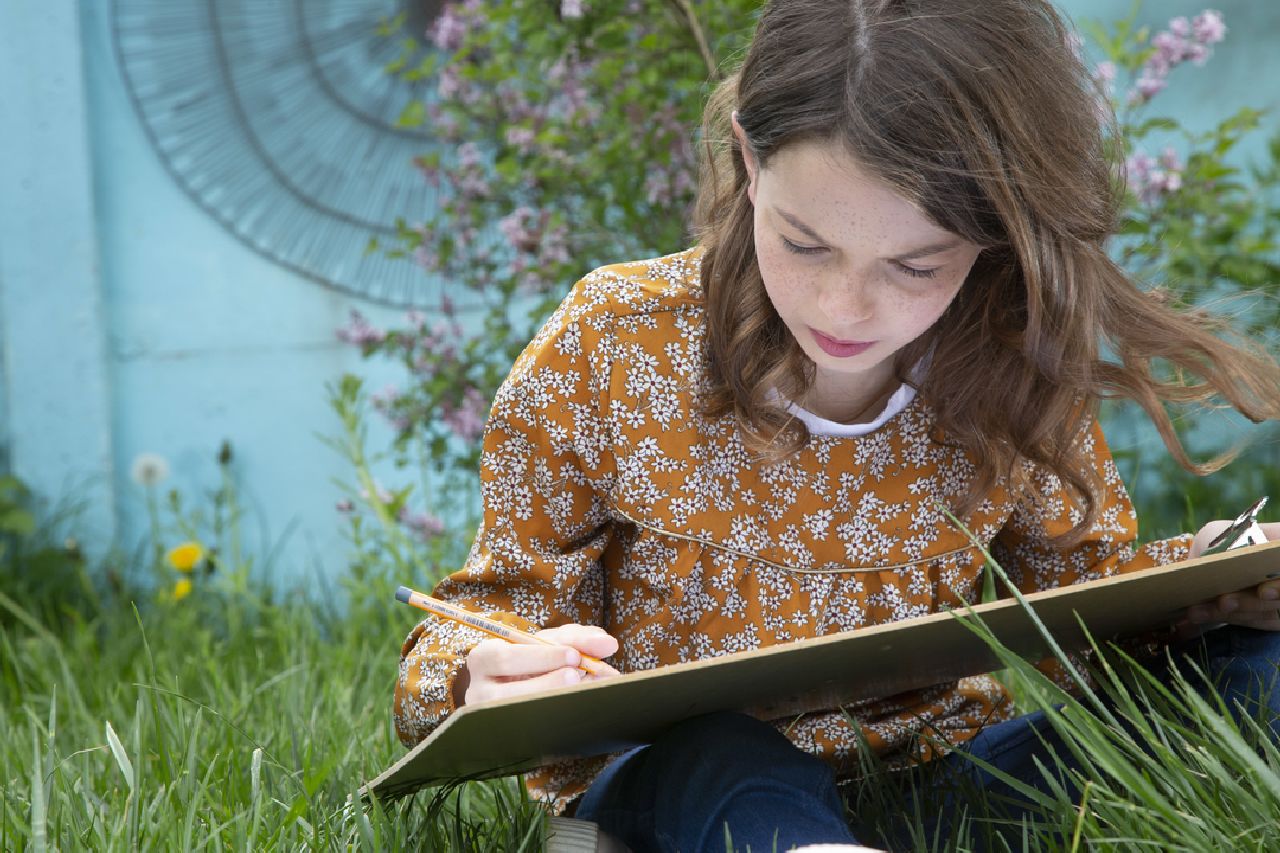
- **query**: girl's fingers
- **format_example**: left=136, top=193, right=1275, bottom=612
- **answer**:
left=467, top=666, right=584, bottom=705
left=535, top=624, right=621, bottom=659
left=1185, top=595, right=1280, bottom=631
left=466, top=638, right=584, bottom=679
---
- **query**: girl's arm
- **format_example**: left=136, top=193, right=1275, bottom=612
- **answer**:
left=990, top=416, right=1194, bottom=595
left=393, top=274, right=622, bottom=747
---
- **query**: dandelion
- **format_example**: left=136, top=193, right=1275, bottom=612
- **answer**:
left=173, top=579, right=192, bottom=601
left=130, top=453, right=170, bottom=487
left=166, top=541, right=205, bottom=573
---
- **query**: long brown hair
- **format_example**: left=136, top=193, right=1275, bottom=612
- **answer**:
left=693, top=0, right=1280, bottom=543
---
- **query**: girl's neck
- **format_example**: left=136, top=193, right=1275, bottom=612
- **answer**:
left=800, top=363, right=901, bottom=425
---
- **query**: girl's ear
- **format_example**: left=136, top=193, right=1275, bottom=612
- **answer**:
left=730, top=111, right=758, bottom=206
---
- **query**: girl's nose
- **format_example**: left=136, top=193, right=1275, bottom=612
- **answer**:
left=816, top=274, right=875, bottom=326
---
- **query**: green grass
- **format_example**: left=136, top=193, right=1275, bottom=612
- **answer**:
left=0, top=583, right=548, bottom=851
left=3, top=561, right=1280, bottom=851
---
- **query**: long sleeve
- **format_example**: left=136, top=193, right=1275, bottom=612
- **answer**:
left=393, top=276, right=620, bottom=747
left=990, top=417, right=1193, bottom=593
left=989, top=417, right=1193, bottom=689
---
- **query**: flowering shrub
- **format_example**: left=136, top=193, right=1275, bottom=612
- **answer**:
left=333, top=0, right=758, bottom=559
left=1080, top=7, right=1280, bottom=535
left=337, top=3, right=1280, bottom=563
left=1085, top=8, right=1280, bottom=312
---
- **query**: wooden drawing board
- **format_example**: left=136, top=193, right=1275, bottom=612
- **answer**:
left=365, top=540, right=1280, bottom=801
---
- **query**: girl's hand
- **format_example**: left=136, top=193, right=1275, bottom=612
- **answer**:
left=455, top=624, right=620, bottom=707
left=1178, top=521, right=1280, bottom=638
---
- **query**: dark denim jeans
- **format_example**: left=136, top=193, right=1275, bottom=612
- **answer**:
left=574, top=625, right=1280, bottom=853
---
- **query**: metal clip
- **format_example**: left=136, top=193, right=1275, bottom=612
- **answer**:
left=1201, top=496, right=1269, bottom=556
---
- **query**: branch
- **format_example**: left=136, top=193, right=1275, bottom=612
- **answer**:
left=664, top=0, right=720, bottom=82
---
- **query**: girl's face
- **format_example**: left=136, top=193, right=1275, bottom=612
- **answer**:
left=732, top=115, right=983, bottom=416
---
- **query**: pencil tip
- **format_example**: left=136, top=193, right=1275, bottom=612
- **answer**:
left=395, top=586, right=411, bottom=604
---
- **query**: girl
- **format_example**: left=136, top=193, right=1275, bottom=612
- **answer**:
left=395, top=0, right=1280, bottom=849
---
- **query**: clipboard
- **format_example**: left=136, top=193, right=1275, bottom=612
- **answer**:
left=364, top=538, right=1280, bottom=801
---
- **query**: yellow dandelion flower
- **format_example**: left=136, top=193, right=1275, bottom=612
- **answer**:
left=166, top=541, right=205, bottom=573
left=173, top=579, right=193, bottom=601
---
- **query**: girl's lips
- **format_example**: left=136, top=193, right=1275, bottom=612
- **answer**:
left=810, top=328, right=875, bottom=358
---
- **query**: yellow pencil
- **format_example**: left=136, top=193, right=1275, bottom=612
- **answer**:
left=395, top=585, right=613, bottom=677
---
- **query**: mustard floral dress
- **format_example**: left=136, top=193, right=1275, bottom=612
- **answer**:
left=394, top=246, right=1192, bottom=814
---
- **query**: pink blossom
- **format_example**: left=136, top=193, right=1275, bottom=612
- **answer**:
left=442, top=387, right=489, bottom=443
left=1093, top=60, right=1116, bottom=85
left=428, top=5, right=468, bottom=51
left=370, top=383, right=401, bottom=410
left=1192, top=10, right=1226, bottom=44
left=1150, top=32, right=1189, bottom=72
left=645, top=170, right=672, bottom=206
left=455, top=141, right=482, bottom=166
left=1135, top=75, right=1167, bottom=99
left=456, top=171, right=492, bottom=199
left=561, top=0, right=585, bottom=19
left=336, top=310, right=386, bottom=346
left=505, top=126, right=538, bottom=155
left=1127, top=10, right=1227, bottom=106
left=412, top=244, right=438, bottom=272
left=672, top=169, right=695, bottom=198
left=398, top=508, right=445, bottom=540
left=541, top=222, right=572, bottom=265
left=499, top=206, right=542, bottom=254
left=1126, top=149, right=1184, bottom=204
left=412, top=156, right=440, bottom=186
left=438, top=63, right=463, bottom=100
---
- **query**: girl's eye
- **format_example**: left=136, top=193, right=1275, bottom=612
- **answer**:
left=892, top=261, right=938, bottom=280
left=781, top=237, right=939, bottom=279
left=781, top=237, right=826, bottom=256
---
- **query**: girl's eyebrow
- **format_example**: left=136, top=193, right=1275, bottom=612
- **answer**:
left=773, top=206, right=962, bottom=260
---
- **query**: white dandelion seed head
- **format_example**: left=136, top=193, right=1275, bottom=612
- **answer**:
left=130, top=452, right=170, bottom=487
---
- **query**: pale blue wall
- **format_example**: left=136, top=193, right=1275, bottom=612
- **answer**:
left=0, top=1, right=116, bottom=545
left=1, top=0, right=1277, bottom=587
left=1, top=0, right=407, bottom=586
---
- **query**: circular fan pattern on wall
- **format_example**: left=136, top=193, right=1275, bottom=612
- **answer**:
left=111, top=0, right=448, bottom=307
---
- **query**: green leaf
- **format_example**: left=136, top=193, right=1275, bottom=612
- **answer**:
left=105, top=720, right=135, bottom=792
left=0, top=508, right=35, bottom=537
left=396, top=100, right=426, bottom=129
